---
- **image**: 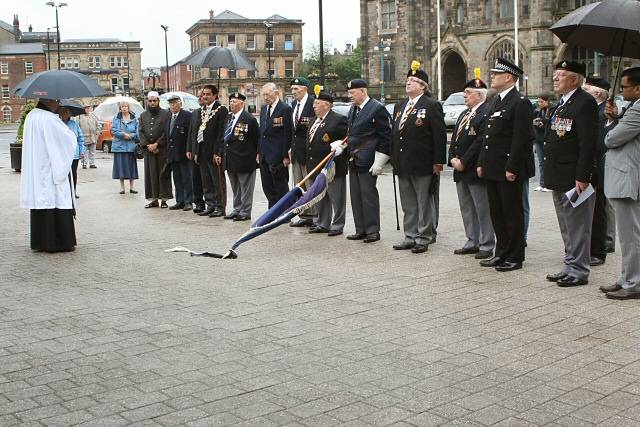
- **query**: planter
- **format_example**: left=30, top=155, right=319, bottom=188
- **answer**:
left=10, top=143, right=22, bottom=172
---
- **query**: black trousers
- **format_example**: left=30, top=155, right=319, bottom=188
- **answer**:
left=192, top=160, right=205, bottom=208
left=260, top=160, right=289, bottom=209
left=171, top=160, right=193, bottom=206
left=71, top=159, right=79, bottom=190
left=591, top=184, right=608, bottom=260
left=486, top=179, right=525, bottom=263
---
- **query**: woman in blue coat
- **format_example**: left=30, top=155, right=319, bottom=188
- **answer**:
left=111, top=102, right=139, bottom=194
left=58, top=106, right=85, bottom=198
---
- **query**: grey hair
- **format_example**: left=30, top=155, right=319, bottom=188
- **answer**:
left=118, top=101, right=130, bottom=110
left=469, top=88, right=487, bottom=100
left=262, top=82, right=278, bottom=92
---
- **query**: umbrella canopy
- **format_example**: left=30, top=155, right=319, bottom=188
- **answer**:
left=182, top=46, right=256, bottom=71
left=58, top=99, right=86, bottom=117
left=550, top=0, right=640, bottom=58
left=12, top=70, right=107, bottom=99
left=159, top=91, right=200, bottom=111
left=93, top=96, right=144, bottom=122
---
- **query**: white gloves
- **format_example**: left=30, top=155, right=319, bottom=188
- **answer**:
left=330, top=140, right=346, bottom=157
left=369, top=152, right=391, bottom=176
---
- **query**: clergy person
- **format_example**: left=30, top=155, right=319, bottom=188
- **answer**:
left=20, top=99, right=78, bottom=253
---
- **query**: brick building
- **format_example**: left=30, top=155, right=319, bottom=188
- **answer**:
left=0, top=43, right=46, bottom=122
left=160, top=61, right=192, bottom=93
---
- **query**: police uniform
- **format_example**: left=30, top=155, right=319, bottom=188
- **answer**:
left=477, top=58, right=534, bottom=271
left=391, top=65, right=447, bottom=253
left=544, top=61, right=598, bottom=286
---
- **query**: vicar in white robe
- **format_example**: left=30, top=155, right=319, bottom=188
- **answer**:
left=20, top=99, right=77, bottom=253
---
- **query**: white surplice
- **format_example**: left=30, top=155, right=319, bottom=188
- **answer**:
left=20, top=107, right=77, bottom=210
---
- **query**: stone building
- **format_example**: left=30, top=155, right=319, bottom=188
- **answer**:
left=359, top=0, right=627, bottom=102
left=186, top=10, right=304, bottom=112
left=0, top=43, right=46, bottom=122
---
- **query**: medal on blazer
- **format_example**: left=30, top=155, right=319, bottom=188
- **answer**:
left=322, top=133, right=330, bottom=142
left=417, top=109, right=426, bottom=119
left=415, top=118, right=424, bottom=126
left=468, top=127, right=476, bottom=136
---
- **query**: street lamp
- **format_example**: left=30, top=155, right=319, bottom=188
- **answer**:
left=373, top=39, right=391, bottom=104
left=264, top=21, right=273, bottom=81
left=318, top=0, right=325, bottom=86
left=160, top=25, right=169, bottom=91
left=45, top=2, right=67, bottom=70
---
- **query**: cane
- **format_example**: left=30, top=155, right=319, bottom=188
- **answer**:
left=392, top=172, right=400, bottom=231
left=215, top=161, right=226, bottom=212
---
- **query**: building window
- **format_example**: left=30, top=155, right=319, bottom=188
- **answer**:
left=284, top=34, right=294, bottom=50
left=109, top=57, right=127, bottom=68
left=380, top=0, right=397, bottom=30
left=186, top=64, right=192, bottom=71
left=247, top=61, right=256, bottom=78
left=456, top=3, right=464, bottom=24
left=247, top=34, right=255, bottom=50
left=268, top=68, right=275, bottom=78
left=569, top=46, right=607, bottom=77
left=123, top=77, right=129, bottom=93
left=111, top=77, right=118, bottom=92
left=25, top=61, right=33, bottom=74
left=384, top=60, right=395, bottom=82
left=2, top=106, right=11, bottom=122
left=208, top=34, right=217, bottom=47
left=522, top=0, right=530, bottom=16
left=439, top=2, right=447, bottom=25
left=2, top=84, right=10, bottom=99
left=228, top=34, right=236, bottom=48
left=285, top=60, right=294, bottom=78
left=60, top=57, right=79, bottom=69
left=499, top=0, right=514, bottom=18
left=0, top=62, right=7, bottom=74
left=485, top=0, right=494, bottom=21
left=490, top=39, right=524, bottom=69
left=209, top=69, right=218, bottom=79
left=228, top=69, right=236, bottom=78
left=89, top=56, right=101, bottom=69
left=266, top=34, right=274, bottom=50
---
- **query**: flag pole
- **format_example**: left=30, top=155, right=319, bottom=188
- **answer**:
left=296, top=137, right=348, bottom=189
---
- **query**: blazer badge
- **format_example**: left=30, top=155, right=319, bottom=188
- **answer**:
left=322, top=133, right=330, bottom=142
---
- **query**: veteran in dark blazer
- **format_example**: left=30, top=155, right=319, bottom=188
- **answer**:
left=543, top=61, right=598, bottom=288
left=165, top=95, right=193, bottom=210
left=223, top=92, right=259, bottom=221
left=259, top=82, right=294, bottom=208
left=448, top=76, right=495, bottom=260
left=391, top=64, right=447, bottom=254
left=306, top=91, right=348, bottom=236
left=477, top=58, right=534, bottom=272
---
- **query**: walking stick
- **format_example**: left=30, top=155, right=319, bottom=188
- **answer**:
left=215, top=161, right=226, bottom=212
left=392, top=172, right=400, bottom=231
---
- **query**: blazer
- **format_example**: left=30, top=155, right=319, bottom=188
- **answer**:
left=259, top=99, right=293, bottom=164
left=291, top=95, right=316, bottom=165
left=224, top=110, right=259, bottom=174
left=391, top=94, right=447, bottom=177
left=306, top=110, right=349, bottom=179
left=478, top=87, right=534, bottom=181
left=190, top=101, right=229, bottom=160
left=346, top=98, right=392, bottom=171
left=448, top=102, right=489, bottom=182
left=543, top=87, right=598, bottom=192
left=138, top=108, right=169, bottom=151
left=165, top=109, right=193, bottom=163
left=604, top=100, right=640, bottom=201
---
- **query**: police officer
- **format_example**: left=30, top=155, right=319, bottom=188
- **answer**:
left=477, top=58, right=534, bottom=271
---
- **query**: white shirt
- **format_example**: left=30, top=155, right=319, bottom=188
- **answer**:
left=267, top=99, right=280, bottom=116
left=293, top=94, right=308, bottom=123
left=229, top=110, right=242, bottom=129
left=357, top=97, right=371, bottom=111
left=471, top=100, right=485, bottom=113
left=560, top=88, right=578, bottom=105
left=402, top=93, right=423, bottom=118
left=20, top=108, right=76, bottom=209
left=499, top=85, right=515, bottom=101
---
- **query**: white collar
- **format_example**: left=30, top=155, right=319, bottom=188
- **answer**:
left=297, top=93, right=308, bottom=109
left=499, top=85, right=515, bottom=100
left=471, top=100, right=485, bottom=112
left=408, top=93, right=423, bottom=105
left=357, top=97, right=370, bottom=110
left=561, top=87, right=578, bottom=104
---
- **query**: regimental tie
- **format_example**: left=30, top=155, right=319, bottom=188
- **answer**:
left=399, top=100, right=415, bottom=131
left=223, top=115, right=234, bottom=142
left=308, top=117, right=323, bottom=142
left=170, top=113, right=178, bottom=134
left=294, top=102, right=301, bottom=129
left=455, top=109, right=474, bottom=141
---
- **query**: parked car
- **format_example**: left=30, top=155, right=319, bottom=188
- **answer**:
left=96, top=121, right=113, bottom=153
left=442, top=92, right=466, bottom=128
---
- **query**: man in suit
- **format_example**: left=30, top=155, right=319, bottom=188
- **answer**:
left=289, top=77, right=317, bottom=227
left=165, top=95, right=193, bottom=211
left=223, top=92, right=259, bottom=221
left=390, top=63, right=447, bottom=254
left=477, top=58, right=534, bottom=272
left=601, top=67, right=640, bottom=300
left=190, top=85, right=229, bottom=217
left=187, top=90, right=206, bottom=213
left=307, top=90, right=348, bottom=236
left=544, top=61, right=598, bottom=287
left=336, top=79, right=391, bottom=243
left=259, top=82, right=293, bottom=208
left=583, top=76, right=612, bottom=267
left=449, top=75, right=495, bottom=260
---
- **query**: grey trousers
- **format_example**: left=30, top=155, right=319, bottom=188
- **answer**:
left=82, top=143, right=96, bottom=167
left=552, top=189, right=596, bottom=280
left=606, top=197, right=616, bottom=250
left=228, top=170, right=256, bottom=217
left=610, top=198, right=640, bottom=292
left=349, top=169, right=380, bottom=235
left=311, top=175, right=346, bottom=231
left=291, top=161, right=316, bottom=220
left=144, top=150, right=172, bottom=200
left=398, top=174, right=436, bottom=245
left=456, top=180, right=495, bottom=252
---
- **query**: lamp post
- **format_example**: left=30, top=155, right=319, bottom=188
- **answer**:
left=160, top=25, right=170, bottom=91
left=318, top=0, right=325, bottom=86
left=373, top=39, right=391, bottom=104
left=264, top=21, right=273, bottom=81
left=45, top=2, right=67, bottom=70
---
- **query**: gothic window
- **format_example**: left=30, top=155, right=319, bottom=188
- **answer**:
left=499, top=0, right=514, bottom=18
left=568, top=46, right=608, bottom=77
left=522, top=0, right=530, bottom=17
left=490, top=39, right=525, bottom=68
left=485, top=0, right=494, bottom=21
left=2, top=106, right=12, bottom=122
left=381, top=1, right=397, bottom=30
left=384, top=59, right=395, bottom=82
left=456, top=3, right=465, bottom=24
left=439, top=2, right=447, bottom=25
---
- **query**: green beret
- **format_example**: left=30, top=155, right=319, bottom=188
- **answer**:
left=290, top=76, right=310, bottom=87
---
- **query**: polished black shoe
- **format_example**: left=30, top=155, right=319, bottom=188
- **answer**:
left=224, top=213, right=238, bottom=220
left=546, top=272, right=567, bottom=282
left=290, top=219, right=313, bottom=227
left=233, top=215, right=251, bottom=221
left=495, top=261, right=522, bottom=272
left=209, top=209, right=225, bottom=217
left=129, top=189, right=138, bottom=194
left=182, top=204, right=193, bottom=211
left=454, top=247, right=479, bottom=255
left=363, top=232, right=380, bottom=243
left=606, top=246, right=615, bottom=253
left=169, top=203, right=184, bottom=210
left=590, top=256, right=605, bottom=266
left=160, top=201, right=169, bottom=208
left=347, top=233, right=366, bottom=240
left=145, top=201, right=159, bottom=208
left=605, top=289, right=640, bottom=300
left=479, top=256, right=502, bottom=267
left=308, top=226, right=329, bottom=234
left=327, top=229, right=343, bottom=237
left=393, top=241, right=415, bottom=250
left=557, top=275, right=588, bottom=287
left=599, top=283, right=622, bottom=293
left=198, top=207, right=215, bottom=216
left=411, top=244, right=428, bottom=254
left=475, top=250, right=493, bottom=260
left=193, top=205, right=205, bottom=214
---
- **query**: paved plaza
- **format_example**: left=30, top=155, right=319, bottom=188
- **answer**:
left=1, top=125, right=640, bottom=426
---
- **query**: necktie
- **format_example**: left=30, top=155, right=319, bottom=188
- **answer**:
left=267, top=104, right=272, bottom=118
left=224, top=115, right=234, bottom=141
left=455, top=109, right=473, bottom=141
left=170, top=113, right=177, bottom=134
left=294, top=102, right=301, bottom=128
left=399, top=100, right=414, bottom=131
left=309, top=117, right=323, bottom=142
left=551, top=98, right=565, bottom=120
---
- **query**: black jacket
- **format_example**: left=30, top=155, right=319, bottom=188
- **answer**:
left=478, top=88, right=534, bottom=181
left=391, top=94, right=447, bottom=177
left=543, top=87, right=598, bottom=192
left=190, top=101, right=229, bottom=160
left=223, top=110, right=259, bottom=174
left=259, top=99, right=293, bottom=165
left=533, top=107, right=551, bottom=144
left=291, top=95, right=316, bottom=165
left=448, top=102, right=489, bottom=182
left=346, top=98, right=392, bottom=171
left=306, top=110, right=349, bottom=179
left=165, top=109, right=193, bottom=163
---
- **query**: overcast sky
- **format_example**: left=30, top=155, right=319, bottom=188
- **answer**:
left=6, top=1, right=361, bottom=68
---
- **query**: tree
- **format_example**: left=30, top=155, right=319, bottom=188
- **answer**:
left=302, top=44, right=362, bottom=93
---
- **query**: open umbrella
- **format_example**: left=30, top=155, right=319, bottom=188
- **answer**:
left=159, top=91, right=199, bottom=111
left=550, top=0, right=640, bottom=91
left=58, top=99, right=86, bottom=117
left=93, top=96, right=144, bottom=122
left=182, top=46, right=256, bottom=87
left=12, top=70, right=107, bottom=99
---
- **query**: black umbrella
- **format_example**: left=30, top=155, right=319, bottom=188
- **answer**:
left=58, top=99, right=86, bottom=117
left=12, top=70, right=107, bottom=99
left=182, top=46, right=256, bottom=87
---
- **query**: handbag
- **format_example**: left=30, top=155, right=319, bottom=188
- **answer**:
left=133, top=143, right=144, bottom=159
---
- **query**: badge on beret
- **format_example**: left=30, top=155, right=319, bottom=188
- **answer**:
left=562, top=61, right=567, bottom=68
left=347, top=81, right=352, bottom=89
left=322, top=133, right=330, bottom=142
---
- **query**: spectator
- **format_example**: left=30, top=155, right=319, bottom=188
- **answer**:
left=78, top=105, right=99, bottom=169
left=110, top=102, right=139, bottom=194
left=58, top=106, right=85, bottom=198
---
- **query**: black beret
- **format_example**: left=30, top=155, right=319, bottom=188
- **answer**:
left=585, top=76, right=610, bottom=91
left=347, top=79, right=367, bottom=90
left=407, top=69, right=429, bottom=85
left=555, top=60, right=587, bottom=77
left=316, top=91, right=334, bottom=103
left=229, top=92, right=246, bottom=101
left=490, top=57, right=524, bottom=77
left=463, top=78, right=487, bottom=90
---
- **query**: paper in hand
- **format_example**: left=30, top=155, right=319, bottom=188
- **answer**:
left=565, top=184, right=595, bottom=208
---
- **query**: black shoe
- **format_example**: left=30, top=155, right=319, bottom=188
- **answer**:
left=233, top=215, right=251, bottom=221
left=224, top=213, right=238, bottom=220
left=479, top=256, right=502, bottom=267
left=198, top=207, right=215, bottom=216
left=495, top=261, right=522, bottom=272
left=475, top=250, right=493, bottom=260
left=546, top=272, right=567, bottom=282
left=606, top=247, right=615, bottom=253
left=183, top=204, right=193, bottom=211
left=454, top=247, right=479, bottom=255
left=129, top=189, right=138, bottom=194
left=89, top=165, right=97, bottom=169
left=347, top=233, right=366, bottom=240
left=145, top=201, right=159, bottom=208
left=599, top=283, right=622, bottom=293
left=309, top=226, right=329, bottom=234
left=605, top=289, right=640, bottom=300
left=169, top=203, right=184, bottom=210
left=209, top=209, right=225, bottom=217
left=193, top=205, right=205, bottom=214
left=363, top=232, right=380, bottom=243
left=393, top=241, right=415, bottom=250
left=327, top=229, right=343, bottom=237
left=590, top=256, right=605, bottom=266
left=411, top=244, right=428, bottom=254
left=290, top=219, right=313, bottom=227
left=75, top=194, right=80, bottom=199
left=160, top=201, right=168, bottom=208
left=557, top=275, right=588, bottom=287
left=119, top=190, right=126, bottom=195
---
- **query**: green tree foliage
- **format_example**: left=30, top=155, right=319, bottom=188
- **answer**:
left=302, top=44, right=362, bottom=93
